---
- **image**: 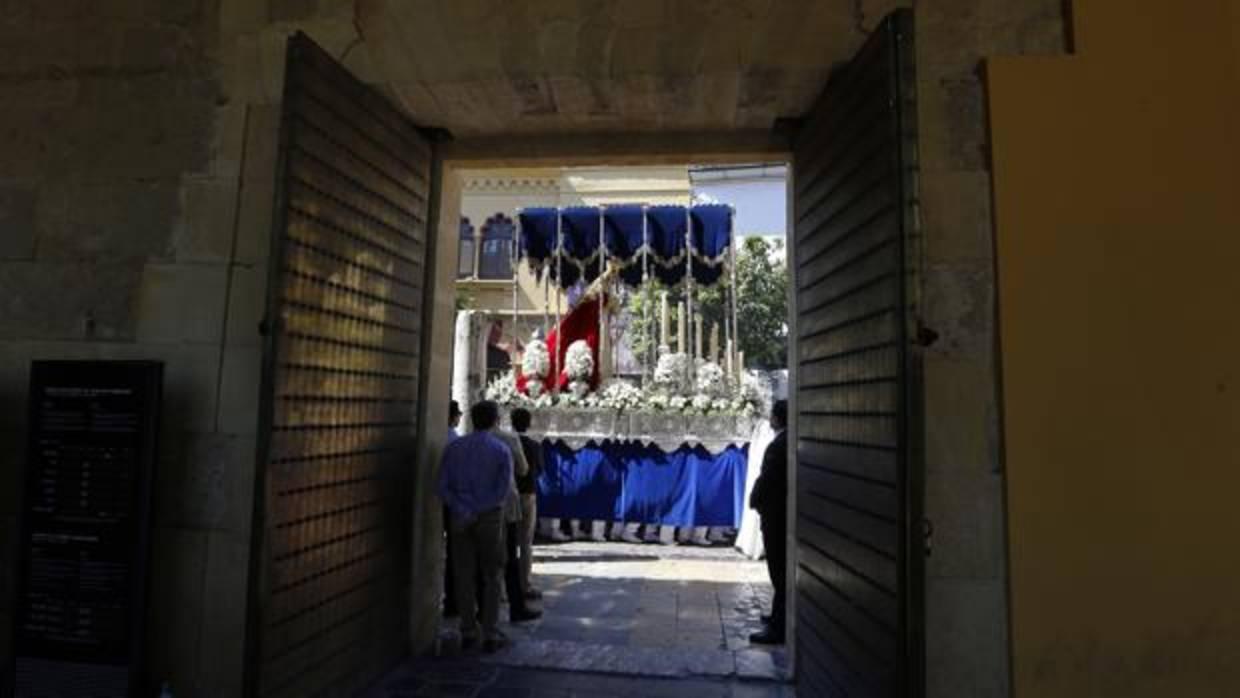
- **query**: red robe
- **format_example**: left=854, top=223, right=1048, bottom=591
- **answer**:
left=517, top=294, right=606, bottom=393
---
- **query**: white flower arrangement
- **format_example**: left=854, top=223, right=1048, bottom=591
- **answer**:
left=564, top=340, right=594, bottom=382
left=598, top=379, right=644, bottom=411
left=712, top=397, right=733, bottom=413
left=653, top=351, right=692, bottom=392
left=695, top=361, right=727, bottom=396
left=645, top=393, right=671, bottom=412
left=668, top=395, right=689, bottom=412
left=522, top=339, right=550, bottom=379
left=690, top=393, right=714, bottom=414
left=484, top=370, right=521, bottom=406
left=739, top=371, right=771, bottom=415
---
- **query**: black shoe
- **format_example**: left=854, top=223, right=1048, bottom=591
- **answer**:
left=460, top=635, right=478, bottom=651
left=482, top=633, right=509, bottom=653
left=524, top=588, right=543, bottom=601
left=760, top=613, right=773, bottom=624
left=509, top=607, right=543, bottom=622
left=749, top=628, right=785, bottom=645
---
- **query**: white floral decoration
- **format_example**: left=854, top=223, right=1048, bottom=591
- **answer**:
left=653, top=351, right=692, bottom=392
left=564, top=340, right=594, bottom=382
left=484, top=370, right=521, bottom=406
left=522, top=339, right=551, bottom=378
left=668, top=395, right=689, bottom=412
left=739, top=371, right=772, bottom=415
left=689, top=393, right=714, bottom=414
left=598, top=379, right=644, bottom=411
left=695, top=361, right=727, bottom=396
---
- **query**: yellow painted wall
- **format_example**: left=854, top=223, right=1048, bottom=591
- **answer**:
left=987, top=1, right=1240, bottom=695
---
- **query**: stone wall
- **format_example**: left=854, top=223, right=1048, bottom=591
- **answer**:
left=0, top=2, right=285, bottom=694
left=913, top=1, right=1067, bottom=696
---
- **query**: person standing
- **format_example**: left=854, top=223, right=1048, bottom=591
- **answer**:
left=510, top=408, right=544, bottom=598
left=493, top=417, right=542, bottom=623
left=443, top=399, right=463, bottom=617
left=438, top=401, right=515, bottom=651
left=748, top=399, right=788, bottom=645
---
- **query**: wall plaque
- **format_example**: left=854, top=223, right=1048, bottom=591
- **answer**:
left=11, top=361, right=161, bottom=698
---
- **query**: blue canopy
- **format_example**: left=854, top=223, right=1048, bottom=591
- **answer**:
left=517, top=205, right=734, bottom=290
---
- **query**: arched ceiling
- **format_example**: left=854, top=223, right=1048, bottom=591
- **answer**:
left=358, top=0, right=873, bottom=136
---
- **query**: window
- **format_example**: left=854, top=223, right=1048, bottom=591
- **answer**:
left=457, top=217, right=475, bottom=279
left=477, top=213, right=514, bottom=280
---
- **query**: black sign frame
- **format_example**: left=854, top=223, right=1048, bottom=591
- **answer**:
left=10, top=361, right=162, bottom=698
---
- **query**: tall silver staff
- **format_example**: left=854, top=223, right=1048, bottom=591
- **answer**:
left=684, top=204, right=694, bottom=385
left=511, top=213, right=520, bottom=371
left=641, top=205, right=651, bottom=380
left=598, top=206, right=607, bottom=381
left=553, top=210, right=563, bottom=395
left=728, top=206, right=739, bottom=377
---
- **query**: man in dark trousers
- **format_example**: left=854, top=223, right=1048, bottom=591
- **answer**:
left=749, top=399, right=788, bottom=645
left=510, top=408, right=543, bottom=599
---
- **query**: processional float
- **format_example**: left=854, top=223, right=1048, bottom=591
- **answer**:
left=486, top=204, right=770, bottom=528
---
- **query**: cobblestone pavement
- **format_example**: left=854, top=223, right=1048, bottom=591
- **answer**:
left=366, top=541, right=793, bottom=697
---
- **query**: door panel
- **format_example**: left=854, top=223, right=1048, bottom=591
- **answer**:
left=793, top=10, right=923, bottom=697
left=247, top=32, right=436, bottom=698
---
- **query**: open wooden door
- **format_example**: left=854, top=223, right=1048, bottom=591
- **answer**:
left=245, top=32, right=439, bottom=698
left=791, top=10, right=924, bottom=697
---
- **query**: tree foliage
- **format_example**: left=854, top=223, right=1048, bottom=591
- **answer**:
left=622, top=236, right=788, bottom=371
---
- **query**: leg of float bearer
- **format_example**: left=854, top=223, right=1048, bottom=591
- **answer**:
left=690, top=526, right=711, bottom=546
left=590, top=520, right=607, bottom=542
left=570, top=519, right=586, bottom=539
left=658, top=524, right=677, bottom=546
left=621, top=522, right=641, bottom=543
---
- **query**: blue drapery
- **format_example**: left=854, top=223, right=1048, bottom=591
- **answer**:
left=516, top=205, right=733, bottom=290
left=536, top=440, right=749, bottom=526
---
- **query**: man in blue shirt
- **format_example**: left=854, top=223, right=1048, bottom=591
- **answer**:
left=438, top=400, right=514, bottom=651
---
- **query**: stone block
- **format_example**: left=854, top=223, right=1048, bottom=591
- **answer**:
left=36, top=179, right=179, bottom=261
left=135, top=263, right=229, bottom=344
left=209, top=103, right=248, bottom=179
left=154, top=432, right=256, bottom=533
left=216, top=345, right=262, bottom=435
left=924, top=577, right=1010, bottom=698
left=923, top=354, right=998, bottom=472
left=917, top=71, right=989, bottom=173
left=924, top=463, right=1006, bottom=580
left=922, top=260, right=994, bottom=360
left=269, top=0, right=317, bottom=22
left=235, top=105, right=280, bottom=264
left=198, top=531, right=252, bottom=697
left=145, top=526, right=208, bottom=696
left=224, top=263, right=268, bottom=347
left=921, top=170, right=995, bottom=264
left=173, top=177, right=240, bottom=263
left=0, top=261, right=142, bottom=340
left=0, top=182, right=38, bottom=259
left=93, top=342, right=222, bottom=433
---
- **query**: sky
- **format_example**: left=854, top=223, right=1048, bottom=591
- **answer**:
left=691, top=171, right=787, bottom=237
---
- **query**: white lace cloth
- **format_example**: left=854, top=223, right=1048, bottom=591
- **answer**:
left=522, top=408, right=760, bottom=456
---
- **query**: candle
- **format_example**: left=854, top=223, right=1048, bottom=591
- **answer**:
left=709, top=322, right=720, bottom=363
left=694, top=316, right=703, bottom=360
left=677, top=302, right=686, bottom=353
left=737, top=351, right=745, bottom=373
left=660, top=292, right=669, bottom=348
left=725, top=339, right=734, bottom=375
